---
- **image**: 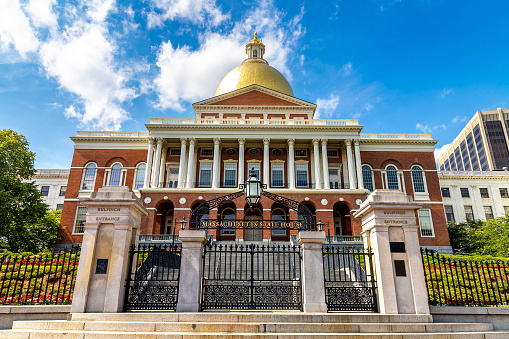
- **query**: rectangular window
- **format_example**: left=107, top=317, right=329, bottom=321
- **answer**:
left=295, top=164, right=308, bottom=187
left=327, top=150, right=338, bottom=157
left=74, top=206, right=88, bottom=234
left=444, top=205, right=455, bottom=222
left=418, top=209, right=434, bottom=237
left=504, top=206, right=509, bottom=214
left=224, top=163, right=237, bottom=187
left=59, top=186, right=67, bottom=196
left=199, top=163, right=212, bottom=187
left=464, top=205, right=474, bottom=220
left=169, top=148, right=181, bottom=156
left=441, top=187, right=450, bottom=198
left=480, top=188, right=489, bottom=198
left=460, top=188, right=470, bottom=198
left=248, top=163, right=260, bottom=180
left=201, top=149, right=213, bottom=157
left=500, top=188, right=509, bottom=198
left=40, top=186, right=50, bottom=196
left=484, top=206, right=494, bottom=220
left=271, top=163, right=284, bottom=187
left=295, top=149, right=307, bottom=157
left=56, top=204, right=64, bottom=211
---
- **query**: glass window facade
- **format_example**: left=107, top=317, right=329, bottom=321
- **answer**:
left=480, top=188, right=489, bottom=198
left=418, top=209, right=434, bottom=237
left=295, top=164, right=308, bottom=187
left=386, top=165, right=399, bottom=190
left=199, top=163, right=212, bottom=187
left=449, top=153, right=457, bottom=171
left=362, top=165, right=374, bottom=192
left=444, top=159, right=450, bottom=171
left=271, top=163, right=284, bottom=187
left=460, top=187, right=470, bottom=198
left=500, top=188, right=509, bottom=198
left=248, top=163, right=260, bottom=180
left=74, top=206, right=88, bottom=234
left=134, top=163, right=146, bottom=190
left=444, top=205, right=455, bottom=222
left=484, top=206, right=494, bottom=220
left=224, top=163, right=237, bottom=187
left=484, top=121, right=509, bottom=169
left=109, top=163, right=122, bottom=186
left=40, top=186, right=50, bottom=196
left=460, top=140, right=471, bottom=170
left=220, top=208, right=235, bottom=235
left=464, top=205, right=474, bottom=220
left=467, top=133, right=479, bottom=171
left=441, top=187, right=450, bottom=198
left=411, top=166, right=426, bottom=193
left=454, top=147, right=464, bottom=171
left=82, top=163, right=97, bottom=190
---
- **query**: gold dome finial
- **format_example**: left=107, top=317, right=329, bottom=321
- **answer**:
left=251, top=32, right=259, bottom=43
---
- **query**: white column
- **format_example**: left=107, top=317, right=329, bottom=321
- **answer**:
left=143, top=138, right=155, bottom=188
left=341, top=147, right=348, bottom=186
left=177, top=138, right=187, bottom=188
left=186, top=138, right=196, bottom=188
left=238, top=138, right=245, bottom=187
left=312, top=139, right=322, bottom=189
left=321, top=139, right=330, bottom=190
left=346, top=139, right=356, bottom=189
left=354, top=139, right=363, bottom=189
left=288, top=138, right=296, bottom=189
left=298, top=231, right=327, bottom=312
left=263, top=138, right=270, bottom=186
left=158, top=147, right=167, bottom=188
left=212, top=137, right=221, bottom=188
left=151, top=138, right=163, bottom=188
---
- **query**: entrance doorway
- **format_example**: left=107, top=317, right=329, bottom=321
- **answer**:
left=165, top=211, right=173, bottom=235
left=244, top=215, right=263, bottom=241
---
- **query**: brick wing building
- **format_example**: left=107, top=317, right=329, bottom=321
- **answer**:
left=60, top=34, right=451, bottom=252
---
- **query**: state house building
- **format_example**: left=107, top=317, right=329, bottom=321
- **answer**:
left=60, top=34, right=451, bottom=252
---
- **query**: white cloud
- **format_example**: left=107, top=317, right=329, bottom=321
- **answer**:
left=0, top=0, right=39, bottom=57
left=147, top=0, right=229, bottom=28
left=25, top=0, right=58, bottom=29
left=153, top=0, right=305, bottom=111
left=452, top=115, right=467, bottom=123
left=40, top=21, right=136, bottom=130
left=416, top=123, right=446, bottom=134
left=341, top=62, right=352, bottom=75
left=86, top=0, right=116, bottom=22
left=440, top=88, right=453, bottom=98
left=315, top=94, right=340, bottom=119
left=434, top=143, right=451, bottom=163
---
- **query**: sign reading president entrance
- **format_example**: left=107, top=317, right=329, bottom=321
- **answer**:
left=200, top=220, right=305, bottom=229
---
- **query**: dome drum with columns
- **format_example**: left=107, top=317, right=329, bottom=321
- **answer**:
left=59, top=33, right=451, bottom=252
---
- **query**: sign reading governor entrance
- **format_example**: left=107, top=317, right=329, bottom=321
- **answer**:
left=199, top=220, right=305, bottom=229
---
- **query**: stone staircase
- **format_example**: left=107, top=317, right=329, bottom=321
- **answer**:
left=2, top=312, right=509, bottom=338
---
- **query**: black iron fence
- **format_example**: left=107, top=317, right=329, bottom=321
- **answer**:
left=124, top=244, right=181, bottom=311
left=422, top=249, right=509, bottom=306
left=323, top=245, right=377, bottom=312
left=201, top=243, right=302, bottom=310
left=0, top=246, right=80, bottom=305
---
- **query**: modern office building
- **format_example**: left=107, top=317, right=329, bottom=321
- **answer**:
left=59, top=34, right=451, bottom=252
left=437, top=109, right=509, bottom=172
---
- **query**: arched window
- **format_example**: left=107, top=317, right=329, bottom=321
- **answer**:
left=109, top=163, right=123, bottom=186
left=81, top=163, right=97, bottom=190
left=386, top=165, right=399, bottom=190
left=271, top=208, right=286, bottom=236
left=362, top=165, right=374, bottom=192
left=411, top=165, right=426, bottom=193
left=221, top=208, right=236, bottom=235
left=134, top=163, right=146, bottom=190
left=253, top=49, right=258, bottom=57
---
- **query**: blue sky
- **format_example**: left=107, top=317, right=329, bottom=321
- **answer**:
left=1, top=0, right=508, bottom=168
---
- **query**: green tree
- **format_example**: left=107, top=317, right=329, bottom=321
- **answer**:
left=472, top=215, right=509, bottom=257
left=0, top=129, right=61, bottom=252
left=447, top=219, right=483, bottom=254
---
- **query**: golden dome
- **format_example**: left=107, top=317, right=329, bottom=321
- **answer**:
left=215, top=33, right=294, bottom=97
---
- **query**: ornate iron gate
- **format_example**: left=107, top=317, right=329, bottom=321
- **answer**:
left=201, top=243, right=302, bottom=310
left=323, top=245, right=378, bottom=312
left=124, top=244, right=181, bottom=311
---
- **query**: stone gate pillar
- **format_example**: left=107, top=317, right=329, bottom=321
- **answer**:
left=70, top=187, right=148, bottom=313
left=298, top=231, right=327, bottom=313
left=353, top=190, right=429, bottom=315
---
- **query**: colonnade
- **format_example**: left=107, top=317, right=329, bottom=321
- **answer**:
left=142, top=137, right=364, bottom=190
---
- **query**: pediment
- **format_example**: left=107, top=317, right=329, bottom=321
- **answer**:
left=193, top=85, right=316, bottom=108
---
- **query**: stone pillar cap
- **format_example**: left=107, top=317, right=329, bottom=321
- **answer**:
left=297, top=231, right=326, bottom=244
left=354, top=189, right=422, bottom=218
left=79, top=186, right=148, bottom=216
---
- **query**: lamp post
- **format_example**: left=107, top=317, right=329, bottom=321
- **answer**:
left=180, top=217, right=187, bottom=231
left=245, top=169, right=261, bottom=211
left=316, top=219, right=324, bottom=232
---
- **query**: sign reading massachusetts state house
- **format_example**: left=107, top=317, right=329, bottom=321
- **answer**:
left=200, top=220, right=305, bottom=229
